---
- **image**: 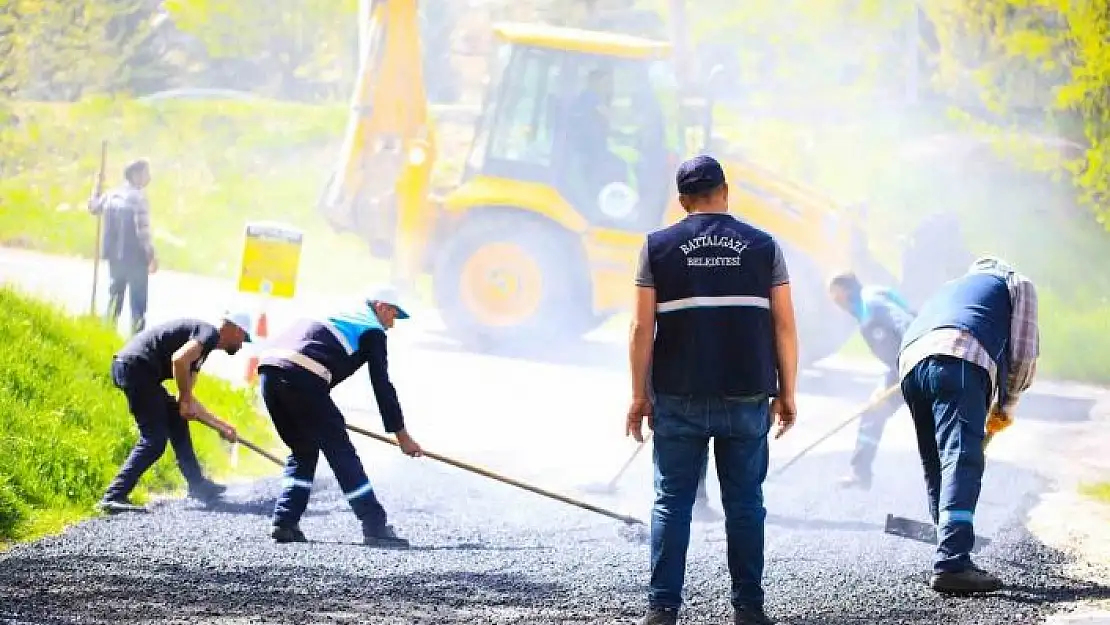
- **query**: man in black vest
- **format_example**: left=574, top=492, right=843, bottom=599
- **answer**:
left=828, top=271, right=916, bottom=490
left=627, top=155, right=799, bottom=625
left=898, top=257, right=1040, bottom=593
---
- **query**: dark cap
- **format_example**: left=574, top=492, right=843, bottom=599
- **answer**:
left=676, top=154, right=726, bottom=195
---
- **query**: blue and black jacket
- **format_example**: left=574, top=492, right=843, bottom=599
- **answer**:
left=259, top=305, right=405, bottom=433
left=848, top=285, right=916, bottom=372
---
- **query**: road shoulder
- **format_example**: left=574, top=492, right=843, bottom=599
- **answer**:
left=1025, top=387, right=1110, bottom=622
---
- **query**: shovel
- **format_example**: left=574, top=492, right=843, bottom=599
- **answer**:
left=883, top=431, right=996, bottom=550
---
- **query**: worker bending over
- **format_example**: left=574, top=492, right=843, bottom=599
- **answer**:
left=627, top=155, right=798, bottom=625
left=828, top=271, right=916, bottom=489
left=898, top=257, right=1039, bottom=593
left=99, top=314, right=249, bottom=513
left=258, top=286, right=423, bottom=548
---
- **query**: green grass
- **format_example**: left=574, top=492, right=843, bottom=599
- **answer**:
left=1081, top=481, right=1110, bottom=505
left=0, top=285, right=280, bottom=547
left=0, top=97, right=395, bottom=294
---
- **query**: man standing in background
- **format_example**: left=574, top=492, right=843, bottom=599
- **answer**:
left=627, top=155, right=798, bottom=625
left=88, top=159, right=157, bottom=335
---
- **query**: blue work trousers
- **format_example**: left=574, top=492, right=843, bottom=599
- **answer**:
left=900, top=355, right=991, bottom=573
left=649, top=393, right=771, bottom=611
left=850, top=369, right=904, bottom=477
left=103, top=358, right=205, bottom=500
left=258, top=366, right=388, bottom=530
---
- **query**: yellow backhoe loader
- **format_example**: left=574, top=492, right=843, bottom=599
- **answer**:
left=318, top=0, right=895, bottom=365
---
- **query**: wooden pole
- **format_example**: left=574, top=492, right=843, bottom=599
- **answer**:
left=89, top=140, right=108, bottom=317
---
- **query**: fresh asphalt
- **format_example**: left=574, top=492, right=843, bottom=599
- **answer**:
left=1, top=249, right=1108, bottom=624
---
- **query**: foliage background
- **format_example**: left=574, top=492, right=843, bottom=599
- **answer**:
left=1, top=0, right=1108, bottom=380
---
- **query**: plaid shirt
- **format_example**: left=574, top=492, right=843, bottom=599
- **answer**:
left=898, top=258, right=1040, bottom=414
left=88, top=182, right=155, bottom=262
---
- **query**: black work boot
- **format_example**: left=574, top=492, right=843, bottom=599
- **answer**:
left=270, top=525, right=308, bottom=544
left=187, top=479, right=227, bottom=502
left=638, top=606, right=678, bottom=625
left=734, top=604, right=774, bottom=625
left=97, top=496, right=148, bottom=515
left=930, top=565, right=1003, bottom=594
left=362, top=523, right=410, bottom=549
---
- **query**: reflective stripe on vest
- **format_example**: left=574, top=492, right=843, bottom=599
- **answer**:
left=261, top=348, right=333, bottom=385
left=657, top=295, right=770, bottom=314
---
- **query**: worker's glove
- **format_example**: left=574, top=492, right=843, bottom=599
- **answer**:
left=985, top=406, right=1013, bottom=435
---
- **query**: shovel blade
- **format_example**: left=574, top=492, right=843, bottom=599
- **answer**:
left=883, top=514, right=992, bottom=552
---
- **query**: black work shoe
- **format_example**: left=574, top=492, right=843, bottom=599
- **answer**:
left=270, top=525, right=308, bottom=544
left=734, top=605, right=774, bottom=625
left=836, top=471, right=872, bottom=490
left=362, top=524, right=410, bottom=549
left=638, top=606, right=679, bottom=625
left=692, top=500, right=724, bottom=523
left=188, top=479, right=227, bottom=501
left=930, top=567, right=1003, bottom=594
left=97, top=497, right=148, bottom=515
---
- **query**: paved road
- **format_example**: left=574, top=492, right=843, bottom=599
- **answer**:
left=1, top=248, right=1108, bottom=624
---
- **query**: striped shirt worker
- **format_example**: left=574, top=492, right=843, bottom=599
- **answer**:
left=897, top=256, right=1040, bottom=594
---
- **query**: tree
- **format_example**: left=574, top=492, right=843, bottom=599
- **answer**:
left=922, top=0, right=1110, bottom=225
left=0, top=0, right=159, bottom=100
left=162, top=0, right=358, bottom=100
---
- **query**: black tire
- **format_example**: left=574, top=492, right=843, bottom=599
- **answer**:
left=432, top=213, right=593, bottom=352
left=780, top=242, right=856, bottom=368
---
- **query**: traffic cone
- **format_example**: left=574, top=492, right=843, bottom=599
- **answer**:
left=245, top=311, right=268, bottom=385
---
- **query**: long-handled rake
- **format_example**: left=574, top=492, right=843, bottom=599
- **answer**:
left=344, top=422, right=648, bottom=540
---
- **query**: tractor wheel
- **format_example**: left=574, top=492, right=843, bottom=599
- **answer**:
left=433, top=215, right=593, bottom=351
left=780, top=242, right=856, bottom=368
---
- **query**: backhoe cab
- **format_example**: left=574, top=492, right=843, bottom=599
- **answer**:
left=320, top=8, right=890, bottom=364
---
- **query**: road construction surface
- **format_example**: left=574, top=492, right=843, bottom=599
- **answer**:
left=1, top=249, right=1109, bottom=624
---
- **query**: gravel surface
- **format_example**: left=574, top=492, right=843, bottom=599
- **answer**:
left=2, top=248, right=1109, bottom=623
left=2, top=443, right=1109, bottom=625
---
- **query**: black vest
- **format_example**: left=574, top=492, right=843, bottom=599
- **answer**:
left=901, top=272, right=1013, bottom=405
left=647, top=213, right=778, bottom=397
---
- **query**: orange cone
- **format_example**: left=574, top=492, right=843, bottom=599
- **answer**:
left=245, top=311, right=269, bottom=385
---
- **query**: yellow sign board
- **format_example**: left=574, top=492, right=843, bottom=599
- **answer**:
left=237, top=222, right=303, bottom=298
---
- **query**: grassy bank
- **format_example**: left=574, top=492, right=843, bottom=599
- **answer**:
left=0, top=286, right=280, bottom=546
left=0, top=97, right=394, bottom=293
left=2, top=97, right=1108, bottom=382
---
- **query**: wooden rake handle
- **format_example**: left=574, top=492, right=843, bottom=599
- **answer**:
left=195, top=418, right=285, bottom=467
left=345, top=422, right=645, bottom=526
left=768, top=384, right=902, bottom=481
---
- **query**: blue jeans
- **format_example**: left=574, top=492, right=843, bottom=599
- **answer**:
left=649, top=393, right=771, bottom=611
left=900, top=355, right=990, bottom=574
left=258, top=365, right=388, bottom=530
